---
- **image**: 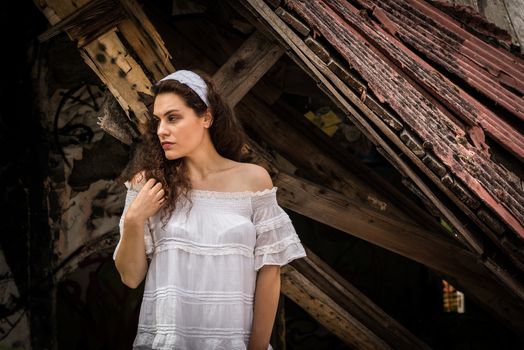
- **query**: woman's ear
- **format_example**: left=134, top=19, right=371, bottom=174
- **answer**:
left=202, top=108, right=213, bottom=128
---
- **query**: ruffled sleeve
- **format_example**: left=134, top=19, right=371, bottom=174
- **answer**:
left=112, top=181, right=155, bottom=261
left=251, top=187, right=307, bottom=272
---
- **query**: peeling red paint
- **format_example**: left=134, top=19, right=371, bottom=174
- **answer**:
left=372, top=6, right=398, bottom=37
left=284, top=0, right=524, bottom=240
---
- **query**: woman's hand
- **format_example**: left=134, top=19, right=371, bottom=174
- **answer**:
left=126, top=178, right=166, bottom=222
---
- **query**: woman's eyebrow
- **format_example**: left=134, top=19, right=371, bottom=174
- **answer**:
left=163, top=109, right=181, bottom=115
left=152, top=109, right=181, bottom=118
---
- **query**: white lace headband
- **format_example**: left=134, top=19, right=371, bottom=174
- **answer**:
left=158, top=70, right=210, bottom=107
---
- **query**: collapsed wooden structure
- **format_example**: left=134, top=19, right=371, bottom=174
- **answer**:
left=34, top=0, right=524, bottom=348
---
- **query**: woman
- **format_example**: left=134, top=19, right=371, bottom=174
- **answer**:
left=113, top=70, right=307, bottom=349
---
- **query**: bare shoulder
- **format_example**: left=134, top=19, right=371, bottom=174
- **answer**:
left=238, top=163, right=273, bottom=192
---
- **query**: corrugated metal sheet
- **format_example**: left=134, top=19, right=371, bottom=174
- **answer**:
left=284, top=0, right=524, bottom=240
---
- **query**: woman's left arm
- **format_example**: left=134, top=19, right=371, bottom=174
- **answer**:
left=248, top=265, right=281, bottom=350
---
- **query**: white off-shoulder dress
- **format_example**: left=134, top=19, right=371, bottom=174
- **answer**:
left=113, top=181, right=307, bottom=350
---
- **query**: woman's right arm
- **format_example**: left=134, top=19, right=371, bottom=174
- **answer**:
left=114, top=174, right=165, bottom=289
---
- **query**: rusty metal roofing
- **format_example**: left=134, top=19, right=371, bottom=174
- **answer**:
left=283, top=0, right=524, bottom=241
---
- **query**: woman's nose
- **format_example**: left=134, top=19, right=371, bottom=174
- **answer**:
left=157, top=120, right=168, bottom=136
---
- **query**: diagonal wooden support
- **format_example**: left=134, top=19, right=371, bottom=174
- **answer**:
left=36, top=0, right=174, bottom=129
left=282, top=247, right=431, bottom=349
left=244, top=132, right=524, bottom=332
left=38, top=0, right=126, bottom=45
left=233, top=0, right=524, bottom=322
left=273, top=170, right=524, bottom=333
left=202, top=15, right=524, bottom=331
left=281, top=263, right=392, bottom=350
left=209, top=24, right=422, bottom=229
left=213, top=30, right=285, bottom=107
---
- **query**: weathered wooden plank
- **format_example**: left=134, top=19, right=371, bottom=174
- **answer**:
left=293, top=248, right=432, bottom=349
left=235, top=0, right=524, bottom=329
left=213, top=30, right=284, bottom=107
left=273, top=171, right=524, bottom=333
left=281, top=0, right=524, bottom=270
left=275, top=7, right=310, bottom=37
left=36, top=0, right=175, bottom=129
left=118, top=0, right=175, bottom=79
left=38, top=0, right=126, bottom=45
left=81, top=29, right=152, bottom=125
left=281, top=264, right=391, bottom=349
left=272, top=0, right=524, bottom=253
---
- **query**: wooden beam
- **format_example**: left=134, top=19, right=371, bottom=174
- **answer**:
left=285, top=248, right=431, bottom=349
left=242, top=133, right=524, bottom=332
left=36, top=0, right=175, bottom=130
left=213, top=30, right=285, bottom=107
left=272, top=170, right=524, bottom=333
left=236, top=93, right=436, bottom=230
left=153, top=7, right=446, bottom=237
left=281, top=263, right=391, bottom=349
left=37, top=0, right=126, bottom=45
left=234, top=0, right=524, bottom=307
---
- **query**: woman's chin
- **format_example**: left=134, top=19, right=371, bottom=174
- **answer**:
left=164, top=151, right=183, bottom=160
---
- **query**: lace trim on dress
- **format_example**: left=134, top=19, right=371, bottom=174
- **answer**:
left=138, top=324, right=250, bottom=337
left=125, top=181, right=277, bottom=199
left=142, top=285, right=254, bottom=303
left=133, top=331, right=251, bottom=350
left=254, top=212, right=291, bottom=234
left=188, top=186, right=277, bottom=199
left=154, top=239, right=254, bottom=258
left=136, top=329, right=250, bottom=336
left=254, top=234, right=302, bottom=256
left=254, top=242, right=307, bottom=272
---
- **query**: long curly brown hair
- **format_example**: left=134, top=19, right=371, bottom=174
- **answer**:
left=120, top=70, right=247, bottom=225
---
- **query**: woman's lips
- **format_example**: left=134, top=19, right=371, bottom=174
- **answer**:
left=161, top=142, right=175, bottom=149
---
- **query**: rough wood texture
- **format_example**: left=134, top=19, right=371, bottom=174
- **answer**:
left=290, top=248, right=432, bottom=349
left=213, top=30, right=284, bottom=107
left=283, top=0, right=524, bottom=242
left=38, top=0, right=126, bottom=45
left=237, top=0, right=524, bottom=330
left=281, top=264, right=391, bottom=349
left=273, top=171, right=524, bottom=333
left=36, top=0, right=175, bottom=128
left=258, top=0, right=522, bottom=274
left=278, top=0, right=524, bottom=272
left=81, top=29, right=152, bottom=125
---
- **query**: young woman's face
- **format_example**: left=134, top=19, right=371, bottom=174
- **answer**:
left=153, top=92, right=209, bottom=160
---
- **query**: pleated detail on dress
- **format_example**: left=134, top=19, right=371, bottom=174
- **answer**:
left=113, top=184, right=307, bottom=349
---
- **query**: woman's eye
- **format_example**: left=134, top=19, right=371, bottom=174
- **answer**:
left=168, top=115, right=179, bottom=122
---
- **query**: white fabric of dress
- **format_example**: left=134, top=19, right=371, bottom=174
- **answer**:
left=113, top=181, right=307, bottom=350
